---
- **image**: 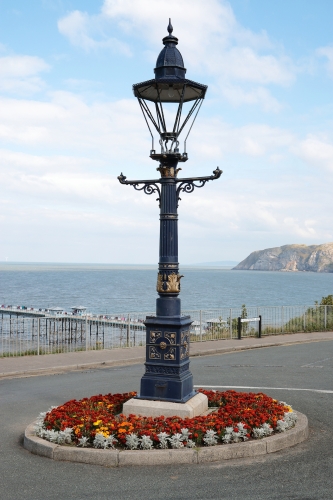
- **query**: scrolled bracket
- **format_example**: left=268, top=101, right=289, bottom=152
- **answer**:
left=118, top=173, right=161, bottom=205
left=176, top=167, right=222, bottom=204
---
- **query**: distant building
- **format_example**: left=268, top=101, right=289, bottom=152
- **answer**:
left=71, top=306, right=87, bottom=316
left=47, top=307, right=64, bottom=316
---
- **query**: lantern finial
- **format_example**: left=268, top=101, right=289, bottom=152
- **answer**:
left=167, top=18, right=173, bottom=35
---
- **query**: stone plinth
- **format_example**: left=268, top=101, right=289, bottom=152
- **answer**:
left=122, top=392, right=208, bottom=418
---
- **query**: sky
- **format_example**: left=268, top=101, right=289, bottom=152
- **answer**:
left=0, top=0, right=333, bottom=264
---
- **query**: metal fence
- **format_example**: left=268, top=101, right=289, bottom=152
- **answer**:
left=1, top=305, right=332, bottom=357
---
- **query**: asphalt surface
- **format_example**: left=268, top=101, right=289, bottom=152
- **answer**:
left=1, top=340, right=333, bottom=500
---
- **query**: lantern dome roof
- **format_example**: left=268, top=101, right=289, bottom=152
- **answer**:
left=133, top=19, right=207, bottom=103
left=154, top=19, right=186, bottom=79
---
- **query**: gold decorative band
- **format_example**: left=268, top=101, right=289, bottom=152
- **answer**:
left=156, top=272, right=184, bottom=293
left=157, top=166, right=182, bottom=178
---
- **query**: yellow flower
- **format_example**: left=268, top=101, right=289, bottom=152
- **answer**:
left=93, top=419, right=102, bottom=426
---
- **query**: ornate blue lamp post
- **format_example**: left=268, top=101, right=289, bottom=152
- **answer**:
left=118, top=20, right=221, bottom=404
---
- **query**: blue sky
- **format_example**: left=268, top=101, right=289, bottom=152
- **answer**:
left=0, top=0, right=333, bottom=264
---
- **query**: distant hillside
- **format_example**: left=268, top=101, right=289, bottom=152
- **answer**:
left=233, top=243, right=333, bottom=272
left=193, top=261, right=239, bottom=266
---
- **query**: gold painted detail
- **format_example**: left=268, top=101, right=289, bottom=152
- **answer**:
left=165, top=332, right=176, bottom=344
left=166, top=273, right=183, bottom=292
left=180, top=330, right=190, bottom=360
left=150, top=331, right=162, bottom=343
left=157, top=273, right=184, bottom=293
left=164, top=348, right=176, bottom=360
left=157, top=166, right=182, bottom=178
left=159, top=341, right=167, bottom=350
left=156, top=273, right=163, bottom=293
left=149, top=346, right=161, bottom=359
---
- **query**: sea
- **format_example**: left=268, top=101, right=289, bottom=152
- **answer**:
left=0, top=263, right=332, bottom=314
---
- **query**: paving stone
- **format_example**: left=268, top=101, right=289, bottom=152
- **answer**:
left=24, top=423, right=56, bottom=459
left=197, top=440, right=267, bottom=463
left=53, top=447, right=119, bottom=467
left=118, top=448, right=198, bottom=467
left=266, top=412, right=308, bottom=454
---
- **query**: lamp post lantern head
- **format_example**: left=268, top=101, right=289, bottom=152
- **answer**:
left=133, top=19, right=207, bottom=161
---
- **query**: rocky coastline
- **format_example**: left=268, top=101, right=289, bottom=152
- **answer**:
left=233, top=243, right=333, bottom=272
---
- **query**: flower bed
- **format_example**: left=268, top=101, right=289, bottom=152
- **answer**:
left=35, top=389, right=297, bottom=450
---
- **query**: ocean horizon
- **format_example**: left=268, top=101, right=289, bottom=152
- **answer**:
left=0, top=262, right=331, bottom=314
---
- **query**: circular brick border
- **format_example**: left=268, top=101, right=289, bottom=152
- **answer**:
left=24, top=411, right=308, bottom=467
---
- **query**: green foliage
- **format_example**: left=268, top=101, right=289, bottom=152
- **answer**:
left=206, top=316, right=229, bottom=340
left=240, top=304, right=248, bottom=334
left=320, top=295, right=333, bottom=305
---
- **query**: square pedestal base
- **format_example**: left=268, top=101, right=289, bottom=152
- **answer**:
left=122, top=392, right=208, bottom=419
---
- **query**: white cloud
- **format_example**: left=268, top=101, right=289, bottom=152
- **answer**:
left=283, top=217, right=317, bottom=238
left=217, top=48, right=293, bottom=86
left=0, top=93, right=147, bottom=166
left=58, top=0, right=295, bottom=111
left=0, top=55, right=49, bottom=94
left=57, top=10, right=131, bottom=55
left=295, top=135, right=333, bottom=172
left=188, top=119, right=294, bottom=161
left=220, top=85, right=282, bottom=112
left=317, top=45, right=333, bottom=78
left=0, top=90, right=293, bottom=168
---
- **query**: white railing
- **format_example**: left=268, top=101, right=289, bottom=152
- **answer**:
left=1, top=305, right=332, bottom=357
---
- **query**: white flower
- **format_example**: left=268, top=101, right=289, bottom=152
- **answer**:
left=284, top=411, right=297, bottom=426
left=93, top=433, right=105, bottom=448
left=276, top=419, right=289, bottom=433
left=93, top=432, right=117, bottom=449
left=34, top=423, right=44, bottom=437
left=276, top=411, right=297, bottom=432
left=125, top=433, right=140, bottom=450
left=157, top=432, right=170, bottom=449
left=222, top=426, right=234, bottom=444
left=140, top=435, right=153, bottom=450
left=180, top=428, right=191, bottom=440
left=168, top=433, right=185, bottom=449
left=252, top=423, right=273, bottom=439
left=45, top=430, right=60, bottom=443
left=203, top=429, right=218, bottom=446
left=78, top=436, right=89, bottom=447
left=222, top=423, right=248, bottom=443
left=105, top=434, right=118, bottom=449
left=57, top=428, right=73, bottom=444
left=186, top=439, right=196, bottom=448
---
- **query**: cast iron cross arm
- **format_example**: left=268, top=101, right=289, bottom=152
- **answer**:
left=117, top=173, right=161, bottom=204
left=176, top=167, right=222, bottom=202
left=118, top=167, right=222, bottom=206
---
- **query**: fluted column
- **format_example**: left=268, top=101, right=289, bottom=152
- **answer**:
left=155, top=161, right=182, bottom=317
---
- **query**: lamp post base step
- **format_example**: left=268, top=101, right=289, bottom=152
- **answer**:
left=122, top=392, right=208, bottom=418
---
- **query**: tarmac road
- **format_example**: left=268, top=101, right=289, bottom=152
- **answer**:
left=1, top=340, right=333, bottom=500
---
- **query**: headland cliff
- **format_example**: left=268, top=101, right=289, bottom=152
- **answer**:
left=233, top=243, right=333, bottom=272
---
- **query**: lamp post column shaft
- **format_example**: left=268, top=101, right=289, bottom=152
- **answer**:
left=159, top=180, right=178, bottom=267
left=156, top=167, right=181, bottom=318
left=139, top=161, right=194, bottom=402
